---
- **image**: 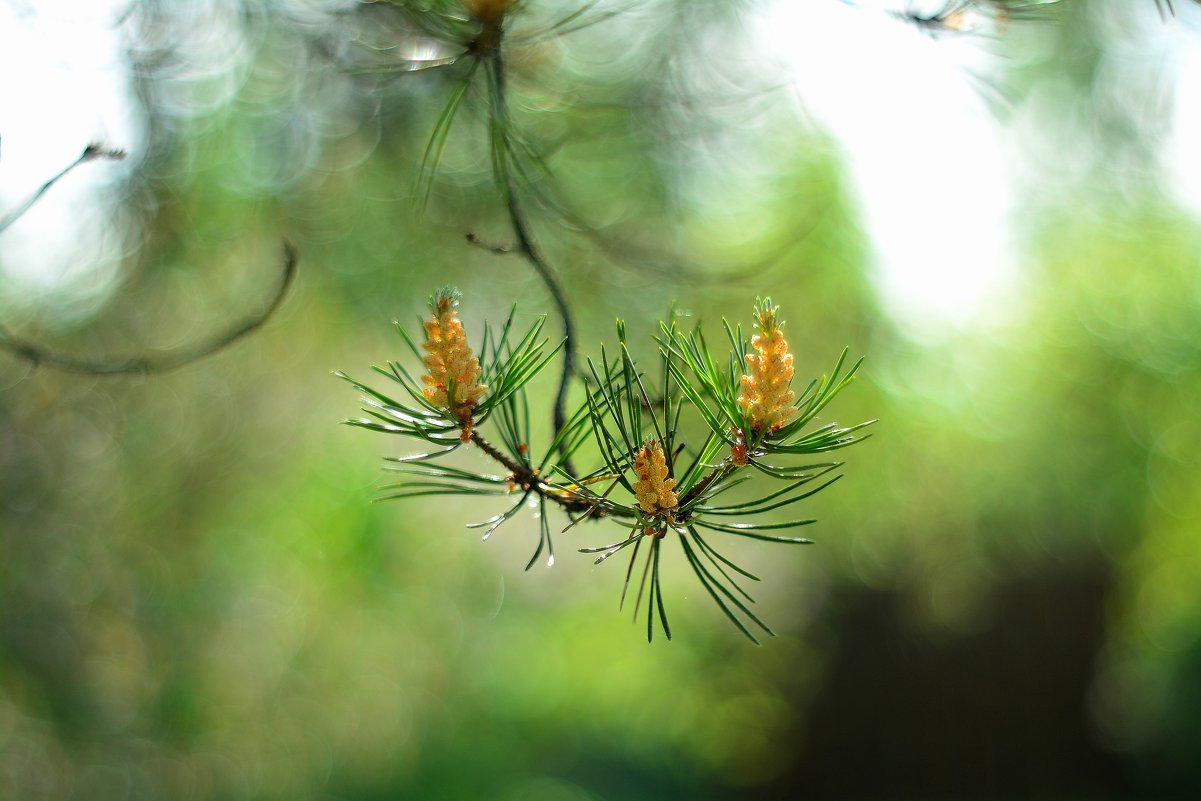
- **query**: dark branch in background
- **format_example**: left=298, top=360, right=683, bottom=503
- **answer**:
left=0, top=143, right=297, bottom=376
left=891, top=2, right=976, bottom=35
left=1152, top=0, right=1200, bottom=19
left=881, top=0, right=1072, bottom=35
left=0, top=242, right=298, bottom=375
left=486, top=39, right=579, bottom=476
left=0, top=143, right=126, bottom=234
left=501, top=181, right=576, bottom=445
left=465, top=231, right=513, bottom=255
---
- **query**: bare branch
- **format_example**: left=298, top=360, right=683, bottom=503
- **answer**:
left=0, top=144, right=126, bottom=234
left=0, top=241, right=299, bottom=376
left=464, top=231, right=513, bottom=254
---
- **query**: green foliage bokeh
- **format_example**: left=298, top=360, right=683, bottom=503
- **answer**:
left=2, top=1, right=1200, bottom=798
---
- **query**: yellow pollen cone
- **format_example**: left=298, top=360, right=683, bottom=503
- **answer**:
left=421, top=290, right=487, bottom=427
left=631, top=441, right=678, bottom=516
left=737, top=300, right=796, bottom=434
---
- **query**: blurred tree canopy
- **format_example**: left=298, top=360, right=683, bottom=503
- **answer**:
left=2, top=1, right=1201, bottom=799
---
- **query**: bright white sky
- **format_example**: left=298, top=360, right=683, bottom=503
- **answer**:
left=757, top=0, right=1201, bottom=335
left=756, top=0, right=1017, bottom=335
left=1167, top=13, right=1201, bottom=214
left=2, top=0, right=1200, bottom=332
left=0, top=0, right=137, bottom=315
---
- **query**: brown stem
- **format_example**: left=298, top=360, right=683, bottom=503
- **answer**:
left=470, top=427, right=525, bottom=476
left=677, top=461, right=735, bottom=510
left=469, top=428, right=635, bottom=520
left=487, top=44, right=578, bottom=477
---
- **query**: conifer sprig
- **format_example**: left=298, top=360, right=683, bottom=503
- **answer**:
left=343, top=290, right=873, bottom=642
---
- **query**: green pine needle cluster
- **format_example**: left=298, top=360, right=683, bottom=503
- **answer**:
left=341, top=290, right=874, bottom=643
left=338, top=2, right=876, bottom=643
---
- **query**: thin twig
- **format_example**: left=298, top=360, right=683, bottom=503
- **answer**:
left=0, top=144, right=126, bottom=234
left=470, top=426, right=527, bottom=475
left=0, top=241, right=298, bottom=375
left=469, top=427, right=635, bottom=520
left=465, top=231, right=513, bottom=254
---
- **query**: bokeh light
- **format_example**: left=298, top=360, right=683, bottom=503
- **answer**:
left=3, top=1, right=1201, bottom=799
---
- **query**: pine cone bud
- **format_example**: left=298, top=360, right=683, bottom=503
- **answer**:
left=737, top=298, right=796, bottom=434
left=420, top=288, right=487, bottom=430
left=631, top=441, right=678, bottom=516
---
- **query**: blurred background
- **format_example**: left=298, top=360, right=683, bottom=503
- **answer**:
left=2, top=0, right=1200, bottom=798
